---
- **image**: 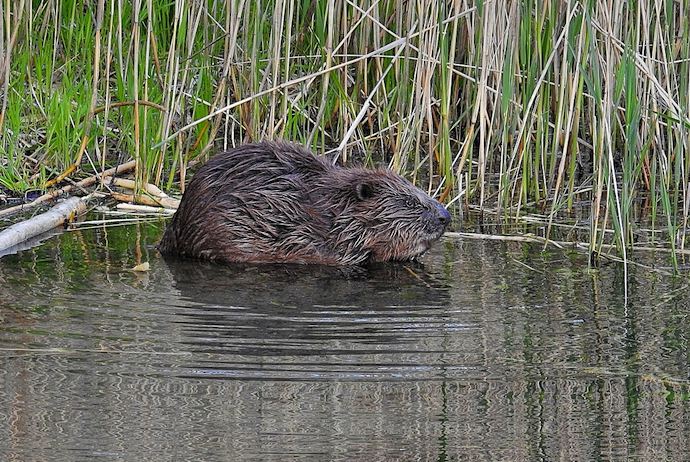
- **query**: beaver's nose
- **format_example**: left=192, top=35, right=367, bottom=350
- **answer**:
left=435, top=203, right=451, bottom=227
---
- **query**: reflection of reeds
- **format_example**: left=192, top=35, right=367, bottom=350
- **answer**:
left=0, top=1, right=689, bottom=257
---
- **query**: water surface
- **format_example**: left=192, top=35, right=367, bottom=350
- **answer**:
left=1, top=218, right=689, bottom=461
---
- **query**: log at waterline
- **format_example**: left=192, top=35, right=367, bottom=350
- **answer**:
left=0, top=197, right=87, bottom=254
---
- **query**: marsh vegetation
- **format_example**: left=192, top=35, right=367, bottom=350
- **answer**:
left=1, top=0, right=689, bottom=262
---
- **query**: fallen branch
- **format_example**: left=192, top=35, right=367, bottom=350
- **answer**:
left=0, top=160, right=136, bottom=218
left=110, top=191, right=180, bottom=209
left=107, top=177, right=180, bottom=210
left=116, top=203, right=176, bottom=214
left=445, top=231, right=562, bottom=246
left=0, top=196, right=88, bottom=253
left=110, top=178, right=170, bottom=198
left=445, top=231, right=690, bottom=256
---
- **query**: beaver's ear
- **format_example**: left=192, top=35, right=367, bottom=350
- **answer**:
left=355, top=182, right=375, bottom=201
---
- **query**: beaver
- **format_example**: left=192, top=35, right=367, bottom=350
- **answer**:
left=158, top=141, right=451, bottom=265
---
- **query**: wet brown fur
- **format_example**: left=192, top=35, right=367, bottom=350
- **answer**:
left=158, top=141, right=451, bottom=265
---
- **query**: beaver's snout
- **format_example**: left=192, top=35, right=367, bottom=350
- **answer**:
left=423, top=202, right=452, bottom=234
left=435, top=203, right=452, bottom=227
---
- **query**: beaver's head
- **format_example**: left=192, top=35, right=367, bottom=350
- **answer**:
left=325, top=169, right=451, bottom=264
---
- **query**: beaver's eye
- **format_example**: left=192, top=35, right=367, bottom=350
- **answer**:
left=403, top=197, right=418, bottom=208
left=356, top=183, right=375, bottom=201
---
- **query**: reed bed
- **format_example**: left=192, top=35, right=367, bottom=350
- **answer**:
left=0, top=0, right=689, bottom=262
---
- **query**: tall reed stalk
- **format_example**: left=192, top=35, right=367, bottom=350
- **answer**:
left=0, top=0, right=689, bottom=261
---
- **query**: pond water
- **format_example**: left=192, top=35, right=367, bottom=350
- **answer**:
left=1, top=217, right=689, bottom=461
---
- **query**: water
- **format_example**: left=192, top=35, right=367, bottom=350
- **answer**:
left=1, top=218, right=689, bottom=461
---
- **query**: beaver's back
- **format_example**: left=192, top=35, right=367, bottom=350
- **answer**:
left=159, top=141, right=338, bottom=264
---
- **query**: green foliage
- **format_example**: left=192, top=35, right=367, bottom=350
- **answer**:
left=1, top=0, right=689, bottom=261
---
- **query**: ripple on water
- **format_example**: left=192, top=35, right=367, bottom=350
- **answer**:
left=1, top=225, right=690, bottom=461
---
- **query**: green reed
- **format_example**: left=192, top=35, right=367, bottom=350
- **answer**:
left=1, top=0, right=689, bottom=263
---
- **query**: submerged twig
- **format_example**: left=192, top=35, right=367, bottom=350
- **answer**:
left=116, top=203, right=176, bottom=215
left=446, top=231, right=690, bottom=256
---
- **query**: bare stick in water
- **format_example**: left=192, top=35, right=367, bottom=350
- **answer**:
left=0, top=197, right=88, bottom=253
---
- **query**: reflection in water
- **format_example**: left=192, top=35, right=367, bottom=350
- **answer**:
left=0, top=220, right=689, bottom=461
left=165, top=259, right=459, bottom=381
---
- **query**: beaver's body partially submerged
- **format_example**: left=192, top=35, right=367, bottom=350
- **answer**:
left=158, top=141, right=451, bottom=265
